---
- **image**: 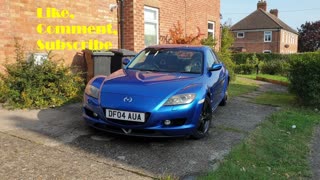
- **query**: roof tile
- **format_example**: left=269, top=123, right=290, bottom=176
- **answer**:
left=231, top=9, right=298, bottom=34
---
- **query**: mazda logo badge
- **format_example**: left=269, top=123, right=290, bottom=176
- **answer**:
left=123, top=96, right=133, bottom=103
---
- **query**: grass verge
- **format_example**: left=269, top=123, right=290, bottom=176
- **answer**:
left=200, top=108, right=320, bottom=179
left=238, top=74, right=289, bottom=85
left=253, top=91, right=296, bottom=107
left=229, top=77, right=259, bottom=98
left=200, top=89, right=320, bottom=179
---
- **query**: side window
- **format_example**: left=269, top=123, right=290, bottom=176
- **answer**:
left=208, top=49, right=220, bottom=64
left=212, top=51, right=220, bottom=64
left=206, top=50, right=215, bottom=68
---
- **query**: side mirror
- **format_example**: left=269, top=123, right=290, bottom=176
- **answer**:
left=209, top=64, right=222, bottom=71
left=122, top=58, right=131, bottom=65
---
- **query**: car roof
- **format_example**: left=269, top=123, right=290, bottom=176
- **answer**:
left=146, top=44, right=208, bottom=51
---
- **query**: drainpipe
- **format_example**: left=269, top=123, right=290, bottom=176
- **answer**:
left=184, top=0, right=187, bottom=36
left=118, top=0, right=124, bottom=49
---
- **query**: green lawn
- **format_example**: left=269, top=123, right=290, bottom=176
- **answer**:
left=201, top=108, right=319, bottom=179
left=253, top=91, right=296, bottom=107
left=200, top=84, right=320, bottom=179
left=228, top=77, right=259, bottom=98
left=238, top=74, right=289, bottom=84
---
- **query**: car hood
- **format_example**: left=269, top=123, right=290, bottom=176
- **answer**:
left=100, top=69, right=201, bottom=98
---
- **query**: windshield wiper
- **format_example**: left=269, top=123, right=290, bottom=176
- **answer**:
left=179, top=71, right=200, bottom=74
left=139, top=69, right=161, bottom=72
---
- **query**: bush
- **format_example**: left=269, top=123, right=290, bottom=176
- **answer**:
left=232, top=53, right=290, bottom=75
left=218, top=25, right=236, bottom=80
left=161, top=21, right=204, bottom=45
left=288, top=52, right=320, bottom=106
left=232, top=53, right=289, bottom=64
left=260, top=59, right=289, bottom=75
left=234, top=54, right=261, bottom=74
left=235, top=64, right=255, bottom=74
left=0, top=51, right=85, bottom=109
left=201, top=35, right=216, bottom=49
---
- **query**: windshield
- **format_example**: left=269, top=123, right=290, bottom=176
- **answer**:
left=127, top=48, right=203, bottom=74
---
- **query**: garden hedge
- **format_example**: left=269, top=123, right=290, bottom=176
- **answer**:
left=288, top=52, right=320, bottom=106
left=232, top=53, right=290, bottom=64
left=232, top=51, right=320, bottom=106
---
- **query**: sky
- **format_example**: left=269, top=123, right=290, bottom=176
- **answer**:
left=221, top=0, right=320, bottom=30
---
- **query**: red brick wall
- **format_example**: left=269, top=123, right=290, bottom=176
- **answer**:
left=1, top=0, right=221, bottom=67
left=123, top=0, right=221, bottom=52
left=183, top=0, right=221, bottom=50
left=232, top=30, right=281, bottom=53
left=233, top=29, right=298, bottom=54
left=123, top=0, right=145, bottom=52
left=0, top=0, right=119, bottom=66
left=279, top=30, right=298, bottom=54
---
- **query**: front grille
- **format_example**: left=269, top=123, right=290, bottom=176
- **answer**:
left=95, top=123, right=122, bottom=132
left=93, top=123, right=158, bottom=136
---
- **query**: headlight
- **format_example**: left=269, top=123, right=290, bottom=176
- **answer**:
left=164, top=93, right=196, bottom=106
left=85, top=85, right=100, bottom=99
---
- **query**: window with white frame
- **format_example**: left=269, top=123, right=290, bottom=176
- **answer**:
left=144, top=6, right=159, bottom=47
left=264, top=31, right=272, bottom=42
left=263, top=50, right=272, bottom=53
left=237, top=32, right=245, bottom=38
left=208, top=21, right=215, bottom=38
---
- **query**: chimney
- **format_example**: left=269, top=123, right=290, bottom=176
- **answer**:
left=270, top=9, right=278, bottom=17
left=257, top=0, right=267, bottom=11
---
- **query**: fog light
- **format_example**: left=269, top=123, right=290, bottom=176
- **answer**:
left=164, top=120, right=171, bottom=126
left=93, top=112, right=98, bottom=118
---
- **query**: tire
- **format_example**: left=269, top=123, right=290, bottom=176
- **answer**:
left=219, top=91, right=228, bottom=106
left=191, top=97, right=212, bottom=139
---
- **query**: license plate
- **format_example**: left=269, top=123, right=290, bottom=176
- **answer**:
left=106, top=109, right=145, bottom=122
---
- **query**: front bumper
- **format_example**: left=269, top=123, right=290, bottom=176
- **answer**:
left=83, top=95, right=204, bottom=137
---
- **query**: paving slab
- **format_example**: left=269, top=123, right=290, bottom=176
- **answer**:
left=0, top=132, right=151, bottom=180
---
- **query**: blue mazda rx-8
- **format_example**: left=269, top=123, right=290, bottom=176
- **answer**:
left=83, top=45, right=229, bottom=139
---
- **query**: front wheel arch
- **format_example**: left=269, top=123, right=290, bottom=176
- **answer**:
left=191, top=96, right=213, bottom=139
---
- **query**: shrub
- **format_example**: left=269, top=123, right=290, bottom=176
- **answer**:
left=0, top=79, right=9, bottom=103
left=260, top=59, right=289, bottom=75
left=232, top=53, right=290, bottom=64
left=288, top=52, right=320, bottom=106
left=0, top=41, right=85, bottom=109
left=235, top=64, right=255, bottom=74
left=218, top=25, right=236, bottom=80
left=234, top=54, right=261, bottom=74
left=201, top=35, right=216, bottom=49
left=160, top=21, right=204, bottom=45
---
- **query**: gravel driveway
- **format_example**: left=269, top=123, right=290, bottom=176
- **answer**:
left=2, top=79, right=312, bottom=179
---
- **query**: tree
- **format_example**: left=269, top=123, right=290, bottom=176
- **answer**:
left=218, top=25, right=236, bottom=80
left=298, top=20, right=320, bottom=52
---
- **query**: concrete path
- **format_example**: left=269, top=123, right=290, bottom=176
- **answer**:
left=0, top=79, right=290, bottom=179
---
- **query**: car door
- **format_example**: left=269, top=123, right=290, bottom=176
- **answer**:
left=206, top=49, right=225, bottom=109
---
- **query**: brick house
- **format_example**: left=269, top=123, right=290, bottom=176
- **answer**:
left=230, top=0, right=298, bottom=54
left=0, top=0, right=220, bottom=67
